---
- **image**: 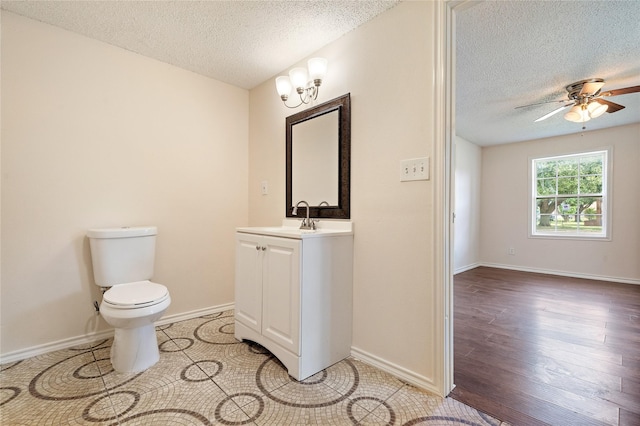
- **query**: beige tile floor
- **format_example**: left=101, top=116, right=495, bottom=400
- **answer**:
left=1, top=311, right=507, bottom=425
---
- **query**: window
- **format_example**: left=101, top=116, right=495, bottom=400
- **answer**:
left=531, top=149, right=610, bottom=239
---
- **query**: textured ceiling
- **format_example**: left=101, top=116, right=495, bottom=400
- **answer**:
left=456, top=1, right=640, bottom=146
left=2, top=1, right=638, bottom=146
left=1, top=0, right=399, bottom=90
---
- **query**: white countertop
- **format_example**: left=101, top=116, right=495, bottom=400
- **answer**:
left=237, top=219, right=353, bottom=239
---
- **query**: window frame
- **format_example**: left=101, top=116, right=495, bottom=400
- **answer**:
left=528, top=148, right=612, bottom=241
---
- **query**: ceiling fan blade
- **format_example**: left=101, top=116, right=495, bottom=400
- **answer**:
left=580, top=81, right=605, bottom=96
left=597, top=98, right=625, bottom=113
left=600, top=85, right=640, bottom=97
left=515, top=99, right=572, bottom=109
left=534, top=104, right=573, bottom=122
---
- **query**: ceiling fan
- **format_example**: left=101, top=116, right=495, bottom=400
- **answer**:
left=516, top=78, right=640, bottom=123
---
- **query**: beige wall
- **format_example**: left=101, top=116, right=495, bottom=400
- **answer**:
left=454, top=136, right=481, bottom=273
left=249, top=1, right=442, bottom=391
left=1, top=12, right=249, bottom=356
left=479, top=123, right=640, bottom=282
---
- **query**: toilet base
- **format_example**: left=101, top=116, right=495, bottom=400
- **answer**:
left=110, top=324, right=160, bottom=373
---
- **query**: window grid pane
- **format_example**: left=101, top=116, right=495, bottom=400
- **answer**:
left=537, top=178, right=556, bottom=196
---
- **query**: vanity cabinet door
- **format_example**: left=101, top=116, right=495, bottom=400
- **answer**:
left=235, top=233, right=301, bottom=355
left=261, top=236, right=301, bottom=355
left=235, top=233, right=264, bottom=334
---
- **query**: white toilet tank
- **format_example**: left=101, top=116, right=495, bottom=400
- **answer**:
left=87, top=226, right=157, bottom=287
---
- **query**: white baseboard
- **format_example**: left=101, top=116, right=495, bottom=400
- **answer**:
left=453, top=262, right=481, bottom=275
left=0, top=330, right=117, bottom=365
left=155, top=303, right=234, bottom=327
left=350, top=346, right=442, bottom=397
left=0, top=303, right=234, bottom=364
left=479, top=262, right=640, bottom=285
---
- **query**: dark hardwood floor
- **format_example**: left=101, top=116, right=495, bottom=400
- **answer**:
left=450, top=267, right=640, bottom=426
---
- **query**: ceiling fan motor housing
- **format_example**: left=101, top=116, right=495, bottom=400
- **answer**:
left=565, top=78, right=605, bottom=100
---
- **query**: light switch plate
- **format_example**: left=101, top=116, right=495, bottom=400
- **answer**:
left=400, top=157, right=429, bottom=181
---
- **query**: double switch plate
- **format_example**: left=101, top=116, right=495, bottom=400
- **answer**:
left=400, top=157, right=430, bottom=182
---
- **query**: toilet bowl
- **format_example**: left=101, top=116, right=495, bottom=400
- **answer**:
left=87, top=226, right=171, bottom=373
left=100, top=281, right=171, bottom=373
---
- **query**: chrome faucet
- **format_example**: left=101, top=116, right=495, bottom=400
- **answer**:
left=292, top=200, right=314, bottom=230
left=318, top=201, right=330, bottom=206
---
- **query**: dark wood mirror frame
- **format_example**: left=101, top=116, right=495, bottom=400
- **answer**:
left=286, top=93, right=351, bottom=219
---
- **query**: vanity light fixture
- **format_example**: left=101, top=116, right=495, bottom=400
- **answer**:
left=275, top=58, right=328, bottom=108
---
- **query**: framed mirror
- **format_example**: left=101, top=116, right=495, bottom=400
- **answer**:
left=286, top=93, right=351, bottom=219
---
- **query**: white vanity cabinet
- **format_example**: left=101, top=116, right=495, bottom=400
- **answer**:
left=234, top=223, right=353, bottom=381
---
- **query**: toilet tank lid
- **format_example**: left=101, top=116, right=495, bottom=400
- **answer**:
left=87, top=226, right=157, bottom=239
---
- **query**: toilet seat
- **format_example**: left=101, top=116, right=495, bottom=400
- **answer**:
left=103, top=281, right=169, bottom=309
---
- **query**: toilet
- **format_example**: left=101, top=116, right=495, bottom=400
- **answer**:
left=87, top=226, right=171, bottom=373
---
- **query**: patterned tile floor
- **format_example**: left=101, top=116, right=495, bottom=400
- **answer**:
left=1, top=311, right=507, bottom=425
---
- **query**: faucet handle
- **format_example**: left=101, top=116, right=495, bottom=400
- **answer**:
left=311, top=220, right=318, bottom=230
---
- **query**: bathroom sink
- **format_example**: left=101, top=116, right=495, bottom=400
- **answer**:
left=237, top=220, right=353, bottom=239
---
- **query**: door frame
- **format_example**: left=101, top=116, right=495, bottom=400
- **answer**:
left=435, top=0, right=476, bottom=396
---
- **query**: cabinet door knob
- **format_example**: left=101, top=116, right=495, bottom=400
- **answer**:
left=261, top=246, right=267, bottom=251
left=255, top=245, right=260, bottom=250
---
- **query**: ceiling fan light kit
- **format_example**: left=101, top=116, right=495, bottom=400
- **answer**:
left=517, top=78, right=640, bottom=124
left=564, top=105, right=587, bottom=123
left=564, top=101, right=608, bottom=123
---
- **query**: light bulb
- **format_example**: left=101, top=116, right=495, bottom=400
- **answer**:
left=308, top=58, right=328, bottom=84
left=275, top=76, right=292, bottom=100
left=289, top=67, right=309, bottom=91
left=564, top=105, right=581, bottom=122
left=587, top=101, right=608, bottom=118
